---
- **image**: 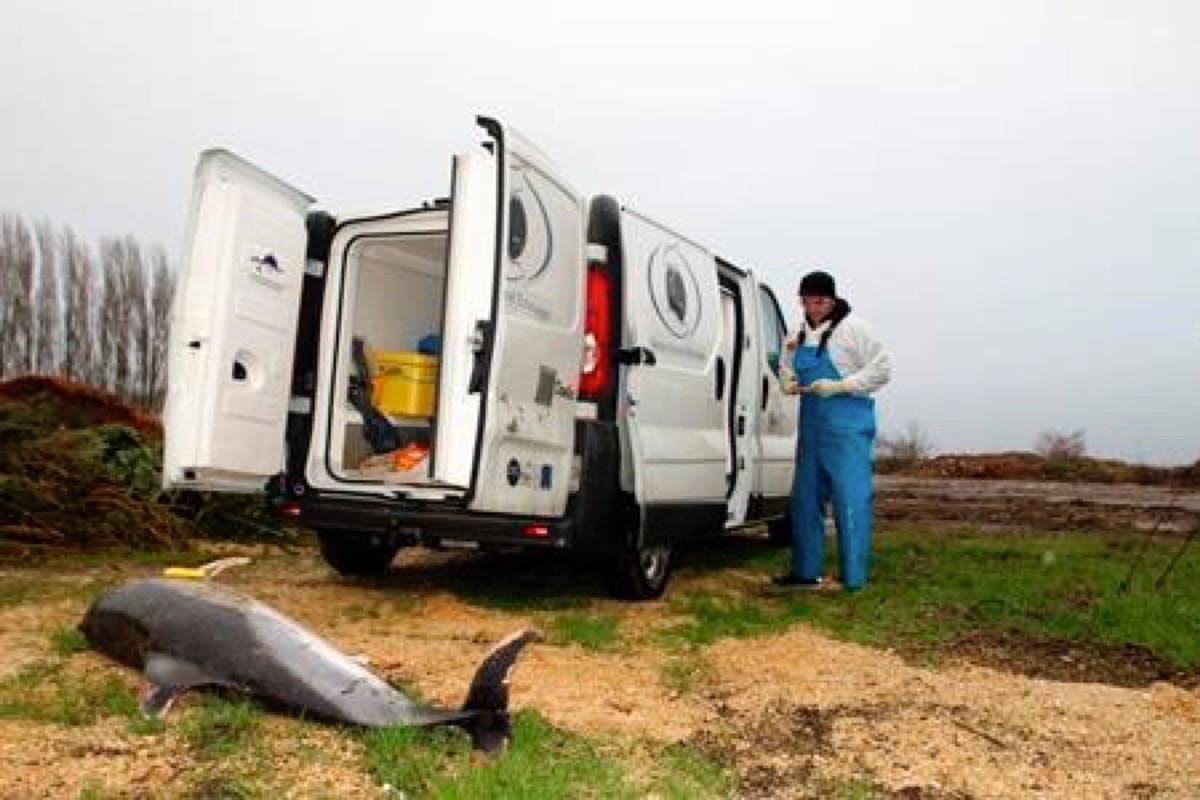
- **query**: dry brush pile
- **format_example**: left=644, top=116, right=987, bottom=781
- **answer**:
left=0, top=376, right=287, bottom=557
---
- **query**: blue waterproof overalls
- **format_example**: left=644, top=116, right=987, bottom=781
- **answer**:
left=789, top=331, right=877, bottom=590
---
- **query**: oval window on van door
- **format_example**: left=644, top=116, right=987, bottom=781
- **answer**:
left=505, top=167, right=553, bottom=282
left=508, top=194, right=528, bottom=261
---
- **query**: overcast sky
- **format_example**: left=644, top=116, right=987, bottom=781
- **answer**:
left=4, top=0, right=1198, bottom=463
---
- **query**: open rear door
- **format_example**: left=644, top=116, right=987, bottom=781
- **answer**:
left=434, top=118, right=585, bottom=516
left=162, top=150, right=313, bottom=492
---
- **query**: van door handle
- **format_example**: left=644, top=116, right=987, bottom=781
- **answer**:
left=617, top=347, right=657, bottom=366
left=715, top=357, right=726, bottom=401
left=761, top=376, right=769, bottom=410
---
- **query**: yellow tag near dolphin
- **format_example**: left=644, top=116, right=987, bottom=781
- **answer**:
left=163, top=557, right=251, bottom=581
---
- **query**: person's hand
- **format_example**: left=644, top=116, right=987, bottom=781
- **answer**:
left=781, top=379, right=802, bottom=395
left=784, top=336, right=798, bottom=352
left=806, top=378, right=855, bottom=397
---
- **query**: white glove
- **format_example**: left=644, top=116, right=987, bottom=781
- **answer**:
left=806, top=378, right=855, bottom=398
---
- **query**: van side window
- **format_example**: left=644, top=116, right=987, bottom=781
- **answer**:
left=758, top=288, right=786, bottom=376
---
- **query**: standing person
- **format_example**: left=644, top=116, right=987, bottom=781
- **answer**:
left=774, top=270, right=891, bottom=592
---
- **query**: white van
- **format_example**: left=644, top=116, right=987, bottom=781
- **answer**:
left=163, top=116, right=798, bottom=599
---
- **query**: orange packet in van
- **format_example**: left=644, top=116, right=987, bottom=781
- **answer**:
left=391, top=442, right=429, bottom=471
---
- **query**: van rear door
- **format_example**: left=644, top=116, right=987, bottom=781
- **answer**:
left=434, top=118, right=585, bottom=516
left=162, top=150, right=313, bottom=492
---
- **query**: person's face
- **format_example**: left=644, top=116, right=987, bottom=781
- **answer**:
left=800, top=294, right=835, bottom=323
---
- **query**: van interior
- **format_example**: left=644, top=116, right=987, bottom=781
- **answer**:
left=328, top=231, right=449, bottom=485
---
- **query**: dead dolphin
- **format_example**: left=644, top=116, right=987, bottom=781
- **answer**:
left=80, top=578, right=538, bottom=753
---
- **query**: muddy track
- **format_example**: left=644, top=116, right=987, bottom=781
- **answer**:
left=877, top=475, right=1200, bottom=534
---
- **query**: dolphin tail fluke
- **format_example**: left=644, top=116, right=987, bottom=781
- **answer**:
left=459, top=628, right=541, bottom=755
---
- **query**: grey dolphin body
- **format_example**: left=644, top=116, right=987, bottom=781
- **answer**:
left=80, top=578, right=537, bottom=753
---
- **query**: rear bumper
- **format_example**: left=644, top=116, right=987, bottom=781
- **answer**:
left=280, top=492, right=573, bottom=550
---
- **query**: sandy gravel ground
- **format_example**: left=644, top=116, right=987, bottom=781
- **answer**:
left=1, top=536, right=1197, bottom=798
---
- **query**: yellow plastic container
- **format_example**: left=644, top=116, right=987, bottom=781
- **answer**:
left=368, top=350, right=438, bottom=418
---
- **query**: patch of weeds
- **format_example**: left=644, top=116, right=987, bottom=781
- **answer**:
left=549, top=611, right=621, bottom=651
left=183, top=768, right=263, bottom=800
left=647, top=742, right=735, bottom=799
left=127, top=714, right=166, bottom=736
left=46, top=675, right=138, bottom=726
left=793, top=526, right=1200, bottom=675
left=660, top=651, right=714, bottom=695
left=661, top=592, right=810, bottom=646
left=77, top=781, right=119, bottom=800
left=364, top=710, right=633, bottom=798
left=0, top=664, right=138, bottom=727
left=50, top=625, right=89, bottom=656
left=182, top=696, right=263, bottom=760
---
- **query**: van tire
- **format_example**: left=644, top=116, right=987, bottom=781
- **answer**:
left=604, top=544, right=673, bottom=601
left=317, top=530, right=400, bottom=576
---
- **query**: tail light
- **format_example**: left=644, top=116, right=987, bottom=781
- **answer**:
left=579, top=255, right=613, bottom=400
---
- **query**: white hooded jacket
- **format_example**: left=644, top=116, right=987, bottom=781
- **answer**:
left=790, top=303, right=891, bottom=396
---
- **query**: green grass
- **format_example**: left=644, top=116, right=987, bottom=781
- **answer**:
left=182, top=769, right=263, bottom=800
left=676, top=526, right=1200, bottom=669
left=363, top=710, right=734, bottom=799
left=646, top=742, right=735, bottom=799
left=660, top=592, right=809, bottom=646
left=0, top=656, right=141, bottom=726
left=181, top=696, right=264, bottom=759
left=659, top=651, right=715, bottom=695
left=365, top=711, right=632, bottom=798
left=548, top=612, right=622, bottom=651
left=50, top=625, right=89, bottom=656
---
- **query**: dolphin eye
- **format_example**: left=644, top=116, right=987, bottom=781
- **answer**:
left=508, top=195, right=528, bottom=261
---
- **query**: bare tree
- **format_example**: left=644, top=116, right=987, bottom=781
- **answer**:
left=0, top=214, right=36, bottom=377
left=33, top=220, right=62, bottom=375
left=123, top=239, right=149, bottom=405
left=60, top=227, right=94, bottom=382
left=145, top=246, right=175, bottom=409
left=1035, top=429, right=1086, bottom=460
left=877, top=420, right=935, bottom=463
left=98, top=238, right=128, bottom=393
left=0, top=217, right=14, bottom=376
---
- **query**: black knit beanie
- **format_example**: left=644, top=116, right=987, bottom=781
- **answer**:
left=798, top=270, right=836, bottom=299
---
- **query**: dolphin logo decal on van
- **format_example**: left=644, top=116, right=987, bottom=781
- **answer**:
left=647, top=243, right=701, bottom=338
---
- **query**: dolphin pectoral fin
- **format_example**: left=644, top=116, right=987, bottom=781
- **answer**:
left=144, top=652, right=226, bottom=691
left=137, top=652, right=229, bottom=716
left=458, top=628, right=541, bottom=754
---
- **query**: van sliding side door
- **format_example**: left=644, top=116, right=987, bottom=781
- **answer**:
left=434, top=117, right=585, bottom=516
left=618, top=210, right=727, bottom=522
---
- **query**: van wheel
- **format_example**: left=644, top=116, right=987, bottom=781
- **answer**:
left=604, top=544, right=673, bottom=601
left=317, top=530, right=400, bottom=576
left=766, top=514, right=792, bottom=547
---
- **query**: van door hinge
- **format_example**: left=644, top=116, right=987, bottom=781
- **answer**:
left=304, top=258, right=325, bottom=278
left=289, top=396, right=313, bottom=415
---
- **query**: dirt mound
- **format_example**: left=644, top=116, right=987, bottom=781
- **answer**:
left=0, top=376, right=161, bottom=437
left=880, top=451, right=1200, bottom=488
left=0, top=376, right=284, bottom=556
